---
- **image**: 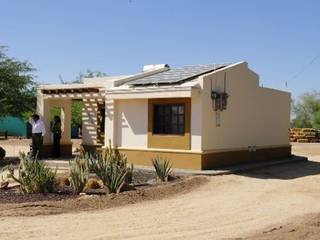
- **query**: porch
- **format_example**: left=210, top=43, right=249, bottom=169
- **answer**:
left=37, top=84, right=106, bottom=158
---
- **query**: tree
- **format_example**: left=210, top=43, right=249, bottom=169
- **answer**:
left=292, top=91, right=320, bottom=129
left=60, top=69, right=107, bottom=84
left=71, top=100, right=83, bottom=129
left=0, top=46, right=36, bottom=117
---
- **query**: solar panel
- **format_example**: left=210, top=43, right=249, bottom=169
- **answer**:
left=128, top=64, right=227, bottom=86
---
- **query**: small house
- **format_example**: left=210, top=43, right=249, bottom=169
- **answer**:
left=37, top=61, right=291, bottom=169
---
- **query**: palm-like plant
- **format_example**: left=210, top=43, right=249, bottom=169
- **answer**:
left=87, top=141, right=130, bottom=193
left=69, top=156, right=89, bottom=194
left=152, top=157, right=173, bottom=182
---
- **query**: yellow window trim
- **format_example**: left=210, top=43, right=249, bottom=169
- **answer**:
left=148, top=98, right=191, bottom=150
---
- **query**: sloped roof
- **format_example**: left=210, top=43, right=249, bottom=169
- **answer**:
left=127, top=64, right=228, bottom=86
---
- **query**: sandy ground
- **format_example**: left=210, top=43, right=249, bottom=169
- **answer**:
left=1, top=143, right=320, bottom=239
left=0, top=138, right=81, bottom=156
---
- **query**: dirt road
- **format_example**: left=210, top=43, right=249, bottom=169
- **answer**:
left=1, top=143, right=320, bottom=240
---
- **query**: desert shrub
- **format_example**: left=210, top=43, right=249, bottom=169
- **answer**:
left=57, top=176, right=70, bottom=187
left=69, top=156, right=89, bottom=194
left=152, top=156, right=173, bottom=182
left=86, top=178, right=102, bottom=190
left=88, top=143, right=130, bottom=193
left=7, top=152, right=57, bottom=193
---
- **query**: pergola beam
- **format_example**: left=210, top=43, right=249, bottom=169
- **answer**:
left=41, top=87, right=100, bottom=95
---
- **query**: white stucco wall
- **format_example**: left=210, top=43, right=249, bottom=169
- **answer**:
left=190, top=90, right=202, bottom=151
left=115, top=99, right=148, bottom=148
left=114, top=96, right=204, bottom=151
left=201, top=62, right=290, bottom=151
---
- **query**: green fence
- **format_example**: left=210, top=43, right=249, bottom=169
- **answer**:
left=0, top=117, right=28, bottom=137
left=0, top=117, right=81, bottom=138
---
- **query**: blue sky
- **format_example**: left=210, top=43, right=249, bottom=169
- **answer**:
left=0, top=0, right=319, bottom=98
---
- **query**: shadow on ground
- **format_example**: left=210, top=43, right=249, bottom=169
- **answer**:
left=236, top=159, right=320, bottom=180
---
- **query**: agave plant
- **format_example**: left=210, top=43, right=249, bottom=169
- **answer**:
left=69, top=156, right=89, bottom=194
left=7, top=152, right=57, bottom=193
left=152, top=156, right=173, bottom=182
left=104, top=159, right=128, bottom=193
left=88, top=141, right=130, bottom=193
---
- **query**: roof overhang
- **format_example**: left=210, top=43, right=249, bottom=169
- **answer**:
left=106, top=85, right=199, bottom=100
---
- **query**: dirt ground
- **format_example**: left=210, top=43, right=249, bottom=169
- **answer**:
left=0, top=138, right=81, bottom=156
left=1, top=143, right=320, bottom=239
left=0, top=176, right=206, bottom=217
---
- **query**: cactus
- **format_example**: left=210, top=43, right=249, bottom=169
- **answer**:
left=152, top=157, right=173, bottom=182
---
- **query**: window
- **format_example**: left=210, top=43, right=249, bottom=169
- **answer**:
left=153, top=104, right=185, bottom=134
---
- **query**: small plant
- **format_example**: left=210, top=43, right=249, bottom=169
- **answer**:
left=152, top=156, right=173, bottom=182
left=7, top=152, right=57, bottom=193
left=69, top=156, right=89, bottom=194
left=104, top=159, right=128, bottom=193
left=88, top=141, right=130, bottom=193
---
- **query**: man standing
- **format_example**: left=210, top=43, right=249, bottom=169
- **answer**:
left=29, top=114, right=46, bottom=159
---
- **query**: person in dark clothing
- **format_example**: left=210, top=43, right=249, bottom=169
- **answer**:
left=50, top=116, right=62, bottom=158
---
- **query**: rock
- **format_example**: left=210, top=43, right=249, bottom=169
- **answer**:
left=147, top=179, right=157, bottom=185
left=0, top=147, right=5, bottom=161
left=168, top=175, right=177, bottom=181
left=83, top=186, right=109, bottom=195
left=0, top=181, right=9, bottom=190
left=79, top=193, right=100, bottom=200
left=121, top=184, right=136, bottom=192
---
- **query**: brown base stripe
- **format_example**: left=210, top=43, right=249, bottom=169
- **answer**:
left=45, top=144, right=291, bottom=170
left=118, top=146, right=291, bottom=170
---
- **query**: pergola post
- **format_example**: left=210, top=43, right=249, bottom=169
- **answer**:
left=37, top=89, right=72, bottom=158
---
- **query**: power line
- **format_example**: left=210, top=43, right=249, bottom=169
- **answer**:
left=289, top=52, right=320, bottom=82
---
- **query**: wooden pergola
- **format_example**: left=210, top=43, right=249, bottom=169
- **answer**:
left=37, top=84, right=107, bottom=158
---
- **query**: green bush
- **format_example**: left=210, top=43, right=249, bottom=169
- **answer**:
left=69, top=156, right=89, bottom=194
left=7, top=152, right=57, bottom=193
left=152, top=157, right=173, bottom=182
